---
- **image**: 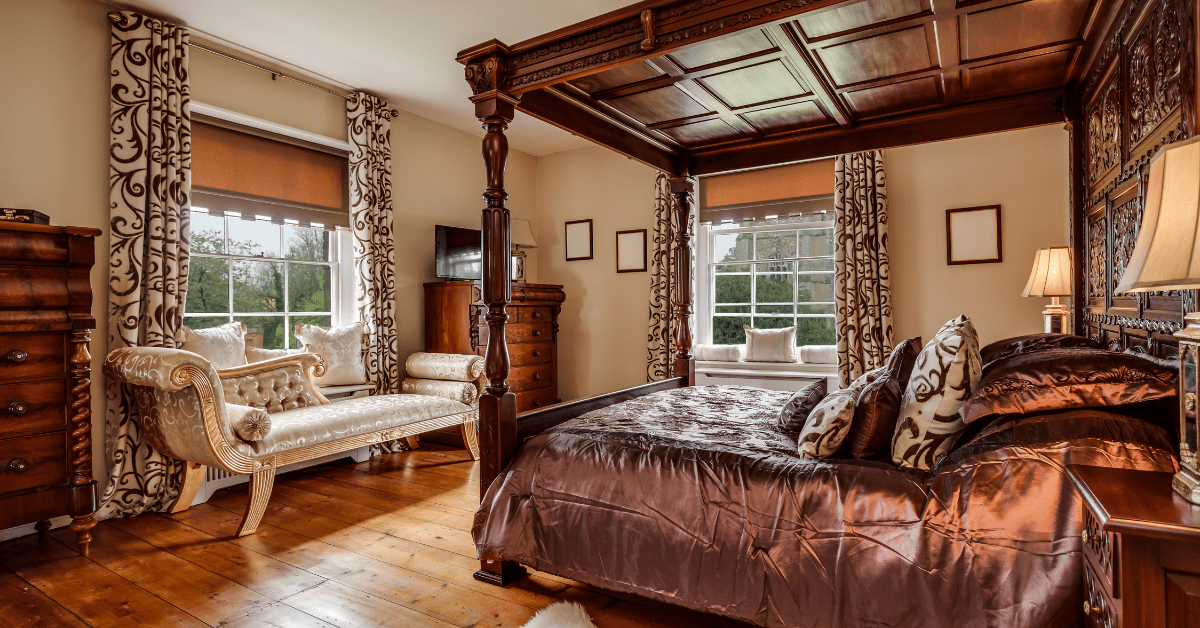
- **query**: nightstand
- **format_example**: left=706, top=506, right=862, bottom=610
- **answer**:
left=1067, top=464, right=1200, bottom=628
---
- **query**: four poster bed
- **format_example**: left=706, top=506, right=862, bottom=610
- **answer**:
left=453, top=0, right=1194, bottom=625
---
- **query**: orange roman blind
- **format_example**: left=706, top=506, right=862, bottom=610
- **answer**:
left=191, top=120, right=349, bottom=228
left=699, top=158, right=835, bottom=223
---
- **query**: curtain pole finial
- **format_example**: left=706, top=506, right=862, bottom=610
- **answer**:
left=107, top=10, right=130, bottom=27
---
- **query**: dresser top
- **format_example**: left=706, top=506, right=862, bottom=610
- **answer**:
left=1068, top=464, right=1200, bottom=543
left=0, top=222, right=101, bottom=237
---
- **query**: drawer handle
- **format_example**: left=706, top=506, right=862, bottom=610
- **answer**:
left=532, top=329, right=542, bottom=337
left=8, top=459, right=29, bottom=473
left=533, top=373, right=542, bottom=382
left=1083, top=601, right=1099, bottom=617
left=532, top=311, right=541, bottom=319
left=7, top=402, right=28, bottom=415
left=1081, top=530, right=1089, bottom=544
left=6, top=350, right=27, bottom=363
left=532, top=350, right=542, bottom=358
left=533, top=399, right=544, bottom=408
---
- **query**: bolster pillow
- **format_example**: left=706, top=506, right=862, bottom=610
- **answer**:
left=226, top=403, right=272, bottom=442
left=406, top=352, right=485, bottom=382
left=402, top=378, right=479, bottom=405
left=800, top=345, right=837, bottom=365
left=694, top=344, right=744, bottom=362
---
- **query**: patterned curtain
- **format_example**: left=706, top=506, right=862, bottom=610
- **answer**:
left=348, top=93, right=402, bottom=454
left=834, top=151, right=893, bottom=388
left=98, top=12, right=192, bottom=518
left=646, top=173, right=695, bottom=381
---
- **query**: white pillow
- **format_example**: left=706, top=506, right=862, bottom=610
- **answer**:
left=743, top=326, right=796, bottom=362
left=245, top=346, right=301, bottom=363
left=183, top=321, right=248, bottom=370
left=293, top=322, right=367, bottom=386
left=694, top=344, right=744, bottom=362
left=891, top=315, right=982, bottom=470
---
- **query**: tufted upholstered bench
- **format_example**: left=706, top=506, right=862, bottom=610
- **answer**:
left=104, top=347, right=484, bottom=536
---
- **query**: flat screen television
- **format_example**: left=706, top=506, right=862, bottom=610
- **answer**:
left=434, top=225, right=482, bottom=280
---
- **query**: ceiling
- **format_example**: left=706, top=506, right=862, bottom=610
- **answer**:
left=108, top=0, right=638, bottom=156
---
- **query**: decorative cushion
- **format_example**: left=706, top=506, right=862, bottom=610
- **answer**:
left=226, top=403, right=272, bottom=442
left=845, top=336, right=922, bottom=460
left=694, top=344, right=744, bottom=362
left=800, top=345, right=837, bottom=364
left=959, top=348, right=1177, bottom=425
left=402, top=378, right=479, bottom=406
left=246, top=346, right=300, bottom=363
left=294, top=322, right=367, bottom=386
left=405, top=352, right=484, bottom=382
left=797, top=368, right=883, bottom=459
left=979, top=333, right=1102, bottom=371
left=779, top=379, right=828, bottom=432
left=744, top=326, right=796, bottom=362
left=182, top=321, right=247, bottom=370
left=891, top=315, right=982, bottom=470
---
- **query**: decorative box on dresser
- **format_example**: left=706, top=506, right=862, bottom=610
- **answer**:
left=1068, top=464, right=1200, bottom=628
left=425, top=280, right=565, bottom=413
left=0, top=222, right=100, bottom=554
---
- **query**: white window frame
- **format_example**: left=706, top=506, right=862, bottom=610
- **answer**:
left=697, top=218, right=836, bottom=347
left=183, top=209, right=357, bottom=348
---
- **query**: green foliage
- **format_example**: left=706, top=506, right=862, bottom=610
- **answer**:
left=183, top=224, right=333, bottom=350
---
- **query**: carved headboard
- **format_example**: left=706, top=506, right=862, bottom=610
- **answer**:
left=1075, top=0, right=1196, bottom=359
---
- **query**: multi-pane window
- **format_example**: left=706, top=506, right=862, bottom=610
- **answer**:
left=706, top=214, right=836, bottom=346
left=184, top=207, right=343, bottom=349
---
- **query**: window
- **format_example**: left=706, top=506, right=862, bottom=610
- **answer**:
left=184, top=207, right=355, bottom=349
left=699, top=214, right=836, bottom=347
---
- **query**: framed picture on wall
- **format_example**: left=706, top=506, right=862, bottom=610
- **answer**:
left=946, top=205, right=1002, bottom=265
left=616, top=229, right=647, bottom=273
left=565, top=219, right=593, bottom=261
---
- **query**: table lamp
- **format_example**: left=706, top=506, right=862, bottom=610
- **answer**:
left=1022, top=246, right=1072, bottom=333
left=1114, top=135, right=1200, bottom=504
left=511, top=219, right=538, bottom=283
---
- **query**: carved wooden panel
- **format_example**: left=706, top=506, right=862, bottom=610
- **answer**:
left=1127, top=0, right=1184, bottom=150
left=1110, top=196, right=1142, bottom=296
left=1086, top=74, right=1121, bottom=186
left=1088, top=215, right=1108, bottom=303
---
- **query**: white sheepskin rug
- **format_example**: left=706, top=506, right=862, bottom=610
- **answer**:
left=521, top=602, right=598, bottom=628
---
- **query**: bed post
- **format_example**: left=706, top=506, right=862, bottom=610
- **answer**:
left=668, top=176, right=696, bottom=384
left=464, top=44, right=527, bottom=587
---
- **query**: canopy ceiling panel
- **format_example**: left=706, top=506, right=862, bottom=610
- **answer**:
left=458, top=0, right=1117, bottom=176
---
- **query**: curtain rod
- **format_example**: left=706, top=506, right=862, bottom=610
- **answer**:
left=107, top=10, right=356, bottom=103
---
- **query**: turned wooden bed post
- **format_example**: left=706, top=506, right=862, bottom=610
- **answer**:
left=668, top=176, right=696, bottom=384
left=464, top=43, right=527, bottom=586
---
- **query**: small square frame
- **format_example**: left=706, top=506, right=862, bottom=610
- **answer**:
left=616, top=229, right=647, bottom=273
left=565, top=219, right=593, bottom=261
left=946, top=205, right=1002, bottom=265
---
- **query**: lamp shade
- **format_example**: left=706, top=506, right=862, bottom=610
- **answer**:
left=511, top=219, right=538, bottom=248
left=1115, top=135, right=1200, bottom=292
left=1022, top=246, right=1072, bottom=297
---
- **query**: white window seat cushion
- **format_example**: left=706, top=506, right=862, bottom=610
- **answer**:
left=236, top=394, right=472, bottom=458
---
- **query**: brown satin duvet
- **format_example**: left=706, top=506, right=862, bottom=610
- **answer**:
left=473, top=386, right=1179, bottom=628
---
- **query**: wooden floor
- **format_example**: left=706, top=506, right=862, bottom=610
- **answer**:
left=0, top=443, right=754, bottom=628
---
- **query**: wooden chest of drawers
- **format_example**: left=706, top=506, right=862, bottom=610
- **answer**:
left=424, top=281, right=565, bottom=413
left=0, top=223, right=100, bottom=555
left=1069, top=464, right=1200, bottom=628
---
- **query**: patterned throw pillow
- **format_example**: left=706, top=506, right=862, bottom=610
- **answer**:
left=891, top=315, right=982, bottom=470
left=294, top=322, right=367, bottom=386
left=779, top=379, right=828, bottom=431
left=245, top=346, right=300, bottom=363
left=182, top=321, right=248, bottom=370
left=797, top=368, right=883, bottom=459
left=744, top=326, right=797, bottom=362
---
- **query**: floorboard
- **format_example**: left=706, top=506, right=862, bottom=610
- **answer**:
left=0, top=443, right=755, bottom=628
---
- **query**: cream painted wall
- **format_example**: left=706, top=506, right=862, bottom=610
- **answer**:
left=0, top=0, right=112, bottom=489
left=885, top=124, right=1071, bottom=347
left=535, top=147, right=658, bottom=401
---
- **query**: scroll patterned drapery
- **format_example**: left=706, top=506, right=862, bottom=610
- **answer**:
left=834, top=151, right=893, bottom=388
left=348, top=93, right=403, bottom=455
left=98, top=11, right=192, bottom=519
left=647, top=174, right=674, bottom=381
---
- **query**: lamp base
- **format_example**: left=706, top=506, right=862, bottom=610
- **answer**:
left=1173, top=464, right=1200, bottom=505
left=1042, top=297, right=1070, bottom=334
left=1173, top=312, right=1200, bottom=504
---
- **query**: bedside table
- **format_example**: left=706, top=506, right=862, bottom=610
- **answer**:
left=1067, top=464, right=1200, bottom=628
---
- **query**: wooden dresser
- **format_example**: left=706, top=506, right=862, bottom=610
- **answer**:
left=425, top=281, right=565, bottom=413
left=0, top=223, right=100, bottom=554
left=1068, top=464, right=1200, bottom=628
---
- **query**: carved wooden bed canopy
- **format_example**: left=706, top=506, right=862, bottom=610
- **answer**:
left=454, top=0, right=1195, bottom=584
